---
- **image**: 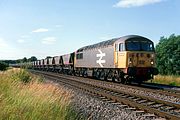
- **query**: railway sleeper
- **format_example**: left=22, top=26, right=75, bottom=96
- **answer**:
left=133, top=110, right=145, bottom=115
left=146, top=101, right=156, bottom=105
left=138, top=99, right=148, bottom=103
left=125, top=107, right=136, bottom=110
left=142, top=113, right=156, bottom=118
left=164, top=106, right=174, bottom=110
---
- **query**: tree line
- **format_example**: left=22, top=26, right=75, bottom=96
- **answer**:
left=0, top=56, right=37, bottom=71
left=156, top=34, right=180, bottom=75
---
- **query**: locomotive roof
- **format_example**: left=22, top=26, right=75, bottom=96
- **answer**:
left=77, top=35, right=151, bottom=52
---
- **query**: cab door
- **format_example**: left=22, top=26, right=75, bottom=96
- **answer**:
left=114, top=44, right=119, bottom=67
left=118, top=43, right=127, bottom=68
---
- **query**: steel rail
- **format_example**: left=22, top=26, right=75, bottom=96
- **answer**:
left=31, top=70, right=180, bottom=120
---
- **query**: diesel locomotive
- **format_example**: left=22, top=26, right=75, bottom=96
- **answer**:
left=23, top=35, right=159, bottom=84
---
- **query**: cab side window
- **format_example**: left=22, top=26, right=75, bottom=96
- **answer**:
left=119, top=43, right=125, bottom=51
left=76, top=53, right=83, bottom=59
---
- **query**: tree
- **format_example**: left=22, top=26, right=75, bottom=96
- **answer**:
left=156, top=34, right=180, bottom=75
left=0, top=62, right=9, bottom=71
left=22, top=57, right=28, bottom=63
left=46, top=56, right=52, bottom=59
left=28, top=56, right=37, bottom=62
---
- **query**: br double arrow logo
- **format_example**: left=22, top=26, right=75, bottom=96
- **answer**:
left=96, top=49, right=106, bottom=67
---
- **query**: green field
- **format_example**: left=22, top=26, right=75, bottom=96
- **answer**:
left=0, top=68, right=82, bottom=120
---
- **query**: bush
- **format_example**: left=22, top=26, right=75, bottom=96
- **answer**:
left=169, top=81, right=177, bottom=86
left=11, top=69, right=32, bottom=83
left=0, top=62, right=9, bottom=71
left=18, top=70, right=31, bottom=83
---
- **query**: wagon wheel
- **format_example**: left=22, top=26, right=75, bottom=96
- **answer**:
left=59, top=67, right=63, bottom=73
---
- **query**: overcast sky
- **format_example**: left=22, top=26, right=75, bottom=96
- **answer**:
left=0, top=0, right=180, bottom=60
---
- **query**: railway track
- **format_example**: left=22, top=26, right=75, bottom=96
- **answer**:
left=30, top=70, right=180, bottom=120
left=140, top=82, right=180, bottom=97
left=54, top=73, right=180, bottom=102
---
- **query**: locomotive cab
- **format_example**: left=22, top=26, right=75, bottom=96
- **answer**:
left=115, top=36, right=158, bottom=82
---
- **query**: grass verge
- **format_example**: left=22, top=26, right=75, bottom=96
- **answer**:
left=149, top=75, right=180, bottom=86
left=0, top=68, right=82, bottom=120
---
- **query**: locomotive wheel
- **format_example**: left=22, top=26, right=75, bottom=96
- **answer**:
left=122, top=75, right=129, bottom=84
left=103, top=71, right=108, bottom=81
left=97, top=71, right=101, bottom=80
left=117, top=77, right=123, bottom=83
left=112, top=76, right=115, bottom=82
left=121, top=78, right=126, bottom=84
left=104, top=75, right=108, bottom=81
left=125, top=75, right=133, bottom=84
left=93, top=71, right=98, bottom=79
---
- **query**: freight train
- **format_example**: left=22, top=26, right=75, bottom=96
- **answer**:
left=17, top=35, right=159, bottom=84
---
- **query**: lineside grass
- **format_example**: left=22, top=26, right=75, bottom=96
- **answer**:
left=149, top=75, right=180, bottom=86
left=0, top=68, right=82, bottom=120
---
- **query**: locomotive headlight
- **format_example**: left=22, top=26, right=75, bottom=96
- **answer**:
left=129, top=61, right=132, bottom=64
left=128, top=58, right=132, bottom=64
left=150, top=59, right=154, bottom=65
